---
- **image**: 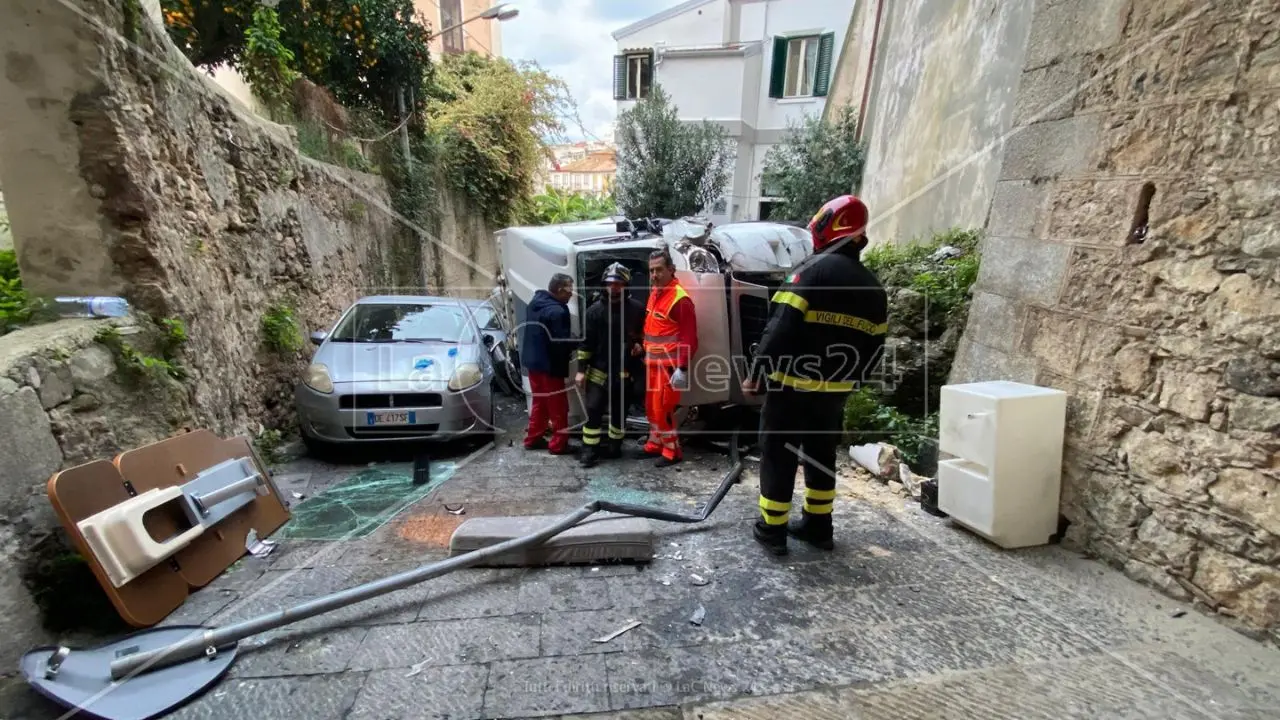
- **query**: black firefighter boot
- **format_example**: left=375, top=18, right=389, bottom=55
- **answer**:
left=579, top=444, right=601, bottom=468
left=603, top=437, right=623, bottom=459
left=752, top=520, right=789, bottom=556
left=788, top=511, right=835, bottom=550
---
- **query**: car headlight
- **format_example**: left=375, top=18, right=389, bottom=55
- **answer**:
left=448, top=362, right=483, bottom=391
left=304, top=363, right=334, bottom=394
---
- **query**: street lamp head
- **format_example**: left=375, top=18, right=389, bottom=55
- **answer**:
left=481, top=3, right=519, bottom=21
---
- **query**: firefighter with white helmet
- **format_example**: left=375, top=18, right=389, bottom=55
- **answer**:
left=743, top=195, right=889, bottom=555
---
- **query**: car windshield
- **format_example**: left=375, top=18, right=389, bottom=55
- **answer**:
left=329, top=303, right=472, bottom=343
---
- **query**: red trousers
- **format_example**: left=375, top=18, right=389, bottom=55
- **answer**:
left=525, top=371, right=570, bottom=452
left=644, top=364, right=682, bottom=461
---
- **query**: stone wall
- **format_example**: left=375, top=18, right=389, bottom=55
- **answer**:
left=825, top=0, right=1038, bottom=245
left=0, top=318, right=190, bottom=670
left=0, top=0, right=500, bottom=670
left=952, top=0, right=1280, bottom=636
left=0, top=0, right=501, bottom=432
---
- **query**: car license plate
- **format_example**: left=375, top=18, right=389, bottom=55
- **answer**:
left=367, top=411, right=416, bottom=426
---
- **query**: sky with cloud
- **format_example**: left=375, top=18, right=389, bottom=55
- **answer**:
left=498, top=0, right=686, bottom=142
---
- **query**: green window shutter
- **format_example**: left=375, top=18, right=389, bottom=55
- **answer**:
left=768, top=36, right=788, bottom=98
left=814, top=33, right=836, bottom=97
left=613, top=55, right=627, bottom=100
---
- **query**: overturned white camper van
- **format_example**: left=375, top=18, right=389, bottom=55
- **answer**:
left=493, top=217, right=814, bottom=427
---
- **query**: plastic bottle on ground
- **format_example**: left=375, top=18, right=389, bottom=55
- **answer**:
left=52, top=296, right=130, bottom=318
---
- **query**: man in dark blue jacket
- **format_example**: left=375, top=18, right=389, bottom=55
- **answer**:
left=521, top=273, right=575, bottom=454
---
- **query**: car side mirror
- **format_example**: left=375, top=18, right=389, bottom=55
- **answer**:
left=310, top=331, right=328, bottom=346
left=482, top=333, right=495, bottom=348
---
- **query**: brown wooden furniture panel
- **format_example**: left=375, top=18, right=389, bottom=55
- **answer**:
left=46, top=461, right=190, bottom=627
left=46, top=430, right=291, bottom=627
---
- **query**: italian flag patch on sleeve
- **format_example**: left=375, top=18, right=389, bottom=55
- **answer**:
left=787, top=272, right=801, bottom=284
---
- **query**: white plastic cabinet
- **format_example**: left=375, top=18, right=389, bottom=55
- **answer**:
left=937, top=381, right=1068, bottom=549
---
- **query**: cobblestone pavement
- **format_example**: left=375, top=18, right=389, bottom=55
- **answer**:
left=10, top=400, right=1280, bottom=719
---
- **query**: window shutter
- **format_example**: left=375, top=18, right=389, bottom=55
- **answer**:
left=814, top=33, right=836, bottom=97
left=613, top=55, right=627, bottom=100
left=768, top=36, right=788, bottom=98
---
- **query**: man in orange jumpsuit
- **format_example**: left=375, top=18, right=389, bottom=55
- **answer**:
left=643, top=248, right=698, bottom=467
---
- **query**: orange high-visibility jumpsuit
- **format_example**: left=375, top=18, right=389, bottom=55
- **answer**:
left=643, top=279, right=697, bottom=463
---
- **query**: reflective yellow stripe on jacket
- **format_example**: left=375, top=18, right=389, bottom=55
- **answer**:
left=766, top=372, right=855, bottom=393
left=771, top=291, right=887, bottom=336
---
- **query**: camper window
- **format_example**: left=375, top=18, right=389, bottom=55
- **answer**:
left=574, top=250, right=653, bottom=333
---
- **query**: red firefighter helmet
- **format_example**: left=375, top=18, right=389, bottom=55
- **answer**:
left=807, top=195, right=869, bottom=252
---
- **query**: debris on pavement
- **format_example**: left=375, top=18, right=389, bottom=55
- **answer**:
left=291, top=491, right=305, bottom=500
left=444, top=504, right=466, bottom=515
left=690, top=605, right=706, bottom=626
left=405, top=660, right=429, bottom=677
left=689, top=573, right=709, bottom=586
left=898, top=463, right=925, bottom=498
left=849, top=443, right=902, bottom=481
left=593, top=620, right=642, bottom=643
left=244, top=529, right=278, bottom=557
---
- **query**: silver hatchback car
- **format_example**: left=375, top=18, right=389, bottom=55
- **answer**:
left=294, top=295, right=497, bottom=452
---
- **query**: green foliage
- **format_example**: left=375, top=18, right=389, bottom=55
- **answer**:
left=378, top=133, right=439, bottom=287
left=241, top=5, right=298, bottom=111
left=614, top=85, right=734, bottom=219
left=293, top=118, right=371, bottom=171
left=759, top=105, right=866, bottom=222
left=254, top=428, right=286, bottom=465
left=843, top=386, right=938, bottom=469
left=1, top=249, right=37, bottom=336
left=864, top=227, right=982, bottom=322
left=159, top=317, right=189, bottom=359
left=840, top=226, right=984, bottom=471
left=121, top=0, right=143, bottom=42
left=261, top=304, right=304, bottom=353
left=95, top=324, right=187, bottom=383
left=518, top=188, right=617, bottom=225
left=345, top=199, right=367, bottom=222
left=161, top=0, right=433, bottom=124
left=425, top=54, right=576, bottom=225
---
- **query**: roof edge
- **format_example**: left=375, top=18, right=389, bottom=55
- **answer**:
left=612, top=0, right=719, bottom=41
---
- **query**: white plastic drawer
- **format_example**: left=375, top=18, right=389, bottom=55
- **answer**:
left=939, top=387, right=997, bottom=470
left=937, top=459, right=994, bottom=537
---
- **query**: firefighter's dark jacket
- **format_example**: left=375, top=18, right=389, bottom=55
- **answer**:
left=752, top=244, right=888, bottom=392
left=577, top=292, right=645, bottom=383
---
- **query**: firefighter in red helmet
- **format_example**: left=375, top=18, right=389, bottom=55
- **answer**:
left=742, top=195, right=889, bottom=555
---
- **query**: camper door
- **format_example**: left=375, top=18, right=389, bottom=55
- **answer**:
left=673, top=270, right=732, bottom=408
left=729, top=275, right=772, bottom=407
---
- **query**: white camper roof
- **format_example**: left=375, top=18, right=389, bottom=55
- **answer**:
left=498, top=217, right=813, bottom=275
left=664, top=219, right=812, bottom=273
